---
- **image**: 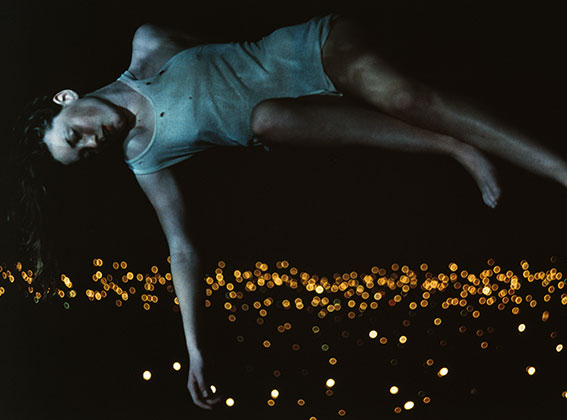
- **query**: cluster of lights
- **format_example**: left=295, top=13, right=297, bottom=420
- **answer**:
left=3, top=258, right=566, bottom=316
left=203, top=258, right=565, bottom=413
left=2, top=256, right=567, bottom=414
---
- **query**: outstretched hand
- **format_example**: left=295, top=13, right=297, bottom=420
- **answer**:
left=187, top=349, right=223, bottom=410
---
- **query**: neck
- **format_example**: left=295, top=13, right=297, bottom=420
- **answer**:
left=87, top=83, right=138, bottom=131
left=87, top=81, right=142, bottom=118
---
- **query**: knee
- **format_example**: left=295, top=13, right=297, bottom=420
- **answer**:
left=250, top=99, right=295, bottom=139
left=385, top=84, right=439, bottom=117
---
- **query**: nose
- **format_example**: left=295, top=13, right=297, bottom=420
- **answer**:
left=83, top=134, right=98, bottom=148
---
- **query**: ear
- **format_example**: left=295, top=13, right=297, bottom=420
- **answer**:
left=53, top=89, right=79, bottom=106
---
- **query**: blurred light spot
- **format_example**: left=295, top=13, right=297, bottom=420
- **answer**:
left=404, top=401, right=414, bottom=410
left=271, top=389, right=279, bottom=399
left=542, top=311, right=550, bottom=322
left=526, top=366, right=536, bottom=376
left=226, top=398, right=235, bottom=407
left=390, top=386, right=399, bottom=395
left=369, top=330, right=378, bottom=339
left=142, top=370, right=151, bottom=381
left=172, top=362, right=181, bottom=371
left=437, top=367, right=449, bottom=377
left=326, top=378, right=335, bottom=388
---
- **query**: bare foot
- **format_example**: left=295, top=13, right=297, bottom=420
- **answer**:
left=454, top=143, right=501, bottom=208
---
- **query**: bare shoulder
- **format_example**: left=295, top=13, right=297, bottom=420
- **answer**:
left=128, top=23, right=207, bottom=79
left=132, top=23, right=166, bottom=50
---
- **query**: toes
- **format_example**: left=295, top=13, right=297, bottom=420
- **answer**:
left=482, top=190, right=498, bottom=208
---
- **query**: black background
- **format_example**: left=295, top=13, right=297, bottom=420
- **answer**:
left=1, top=1, right=567, bottom=419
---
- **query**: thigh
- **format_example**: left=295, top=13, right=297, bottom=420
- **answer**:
left=322, top=17, right=415, bottom=98
left=292, top=93, right=368, bottom=108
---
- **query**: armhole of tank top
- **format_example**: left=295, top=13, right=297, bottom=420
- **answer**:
left=122, top=70, right=138, bottom=80
left=125, top=47, right=199, bottom=83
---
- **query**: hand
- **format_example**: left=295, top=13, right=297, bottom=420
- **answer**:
left=187, top=349, right=223, bottom=410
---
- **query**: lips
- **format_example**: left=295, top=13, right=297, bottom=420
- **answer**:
left=101, top=125, right=112, bottom=141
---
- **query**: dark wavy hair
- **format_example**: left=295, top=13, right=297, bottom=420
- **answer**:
left=9, top=95, right=64, bottom=299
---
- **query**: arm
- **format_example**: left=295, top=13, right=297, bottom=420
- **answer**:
left=136, top=168, right=221, bottom=409
left=128, top=23, right=207, bottom=80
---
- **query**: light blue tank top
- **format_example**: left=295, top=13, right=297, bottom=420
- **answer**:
left=117, top=14, right=341, bottom=174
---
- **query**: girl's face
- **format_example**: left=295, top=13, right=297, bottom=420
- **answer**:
left=43, top=90, right=130, bottom=165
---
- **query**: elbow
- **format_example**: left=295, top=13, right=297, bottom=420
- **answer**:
left=169, top=244, right=200, bottom=261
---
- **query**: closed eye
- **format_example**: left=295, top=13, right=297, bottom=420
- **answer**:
left=66, top=129, right=80, bottom=147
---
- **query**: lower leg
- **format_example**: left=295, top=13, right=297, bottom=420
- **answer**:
left=322, top=17, right=567, bottom=186
left=372, top=82, right=567, bottom=187
left=251, top=97, right=501, bottom=207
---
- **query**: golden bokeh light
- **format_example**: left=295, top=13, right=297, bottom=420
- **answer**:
left=7, top=256, right=567, bottom=414
left=526, top=366, right=536, bottom=376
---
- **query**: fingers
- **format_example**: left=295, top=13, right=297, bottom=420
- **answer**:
left=196, top=371, right=223, bottom=406
left=188, top=370, right=222, bottom=410
left=189, top=373, right=213, bottom=410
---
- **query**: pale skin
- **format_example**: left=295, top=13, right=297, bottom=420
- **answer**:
left=42, top=17, right=567, bottom=409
